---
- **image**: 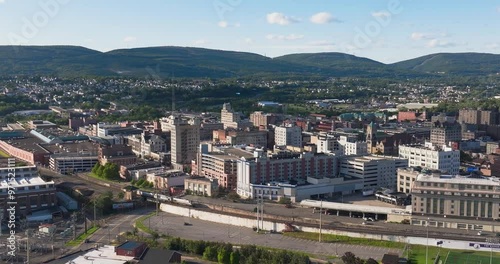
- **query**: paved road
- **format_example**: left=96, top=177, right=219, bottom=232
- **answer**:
left=147, top=212, right=401, bottom=260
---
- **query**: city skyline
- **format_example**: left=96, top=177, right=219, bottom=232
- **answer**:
left=0, top=0, right=499, bottom=63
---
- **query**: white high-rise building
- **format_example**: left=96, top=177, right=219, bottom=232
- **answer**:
left=398, top=142, right=460, bottom=175
left=274, top=125, right=302, bottom=147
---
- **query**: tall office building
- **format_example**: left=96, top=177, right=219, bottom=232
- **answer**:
left=274, top=124, right=302, bottom=147
left=165, top=115, right=201, bottom=168
left=221, top=103, right=241, bottom=129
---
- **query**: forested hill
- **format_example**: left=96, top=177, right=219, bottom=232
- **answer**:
left=0, top=45, right=498, bottom=78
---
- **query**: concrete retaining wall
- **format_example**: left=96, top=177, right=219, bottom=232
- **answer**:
left=160, top=203, right=500, bottom=253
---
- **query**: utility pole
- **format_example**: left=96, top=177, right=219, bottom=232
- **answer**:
left=319, top=200, right=323, bottom=243
left=256, top=196, right=260, bottom=232
left=426, top=218, right=430, bottom=264
left=26, top=230, right=30, bottom=264
left=93, top=200, right=97, bottom=228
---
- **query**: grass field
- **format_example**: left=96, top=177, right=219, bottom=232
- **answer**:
left=443, top=250, right=500, bottom=264
left=65, top=226, right=99, bottom=246
left=285, top=232, right=500, bottom=264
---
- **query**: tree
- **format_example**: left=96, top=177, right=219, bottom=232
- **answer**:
left=230, top=250, right=240, bottom=264
left=96, top=164, right=105, bottom=177
left=366, top=258, right=379, bottom=264
left=91, top=163, right=101, bottom=174
left=203, top=246, right=218, bottom=261
left=117, top=192, right=124, bottom=199
left=341, top=252, right=363, bottom=264
left=218, top=248, right=230, bottom=264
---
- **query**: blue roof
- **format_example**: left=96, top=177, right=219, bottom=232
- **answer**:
left=117, top=241, right=145, bottom=251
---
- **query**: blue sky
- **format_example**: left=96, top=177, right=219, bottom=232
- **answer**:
left=1, top=0, right=499, bottom=63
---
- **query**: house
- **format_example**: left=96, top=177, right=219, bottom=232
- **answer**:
left=381, top=253, right=407, bottom=264
left=139, top=248, right=182, bottom=263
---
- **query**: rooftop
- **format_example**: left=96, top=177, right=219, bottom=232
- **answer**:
left=1, top=134, right=49, bottom=153
left=416, top=174, right=500, bottom=186
left=42, top=141, right=98, bottom=155
left=116, top=241, right=145, bottom=251
left=63, top=245, right=134, bottom=264
left=0, top=176, right=54, bottom=190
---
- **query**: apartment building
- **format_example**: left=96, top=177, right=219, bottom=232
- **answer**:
left=430, top=123, right=461, bottom=146
left=315, top=134, right=341, bottom=155
left=221, top=102, right=242, bottom=129
left=399, top=142, right=460, bottom=175
left=274, top=124, right=302, bottom=147
left=250, top=111, right=276, bottom=128
left=458, top=109, right=499, bottom=125
left=411, top=174, right=500, bottom=220
left=339, top=155, right=408, bottom=190
left=237, top=151, right=339, bottom=198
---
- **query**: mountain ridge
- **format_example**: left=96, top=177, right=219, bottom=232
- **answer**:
left=0, top=45, right=498, bottom=78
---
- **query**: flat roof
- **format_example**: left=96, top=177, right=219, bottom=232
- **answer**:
left=1, top=135, right=49, bottom=153
left=116, top=241, right=145, bottom=251
left=0, top=176, right=53, bottom=189
left=416, top=174, right=500, bottom=186
left=300, top=199, right=411, bottom=215
left=42, top=142, right=98, bottom=154
left=65, top=245, right=134, bottom=264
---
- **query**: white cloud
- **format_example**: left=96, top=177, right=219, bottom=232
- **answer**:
left=410, top=32, right=434, bottom=40
left=266, top=12, right=299, bottom=25
left=426, top=39, right=456, bottom=48
left=310, top=12, right=341, bottom=24
left=371, top=11, right=391, bottom=19
left=123, top=36, right=137, bottom=43
left=0, top=0, right=5, bottom=3
left=266, top=34, right=304, bottom=41
left=497, top=6, right=500, bottom=13
left=218, top=21, right=228, bottom=28
left=244, top=38, right=253, bottom=44
left=411, top=32, right=450, bottom=41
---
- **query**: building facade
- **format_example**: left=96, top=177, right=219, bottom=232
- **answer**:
left=430, top=124, right=461, bottom=146
left=339, top=155, right=408, bottom=190
left=236, top=151, right=338, bottom=198
left=0, top=165, right=56, bottom=217
left=399, top=143, right=460, bottom=175
left=338, top=135, right=368, bottom=156
left=184, top=176, right=218, bottom=197
left=411, top=174, right=500, bottom=220
left=274, top=125, right=302, bottom=147
left=250, top=111, right=276, bottom=128
left=164, top=115, right=201, bottom=167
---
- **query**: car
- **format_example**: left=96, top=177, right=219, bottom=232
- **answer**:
left=477, top=231, right=483, bottom=236
left=367, top=217, right=375, bottom=222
